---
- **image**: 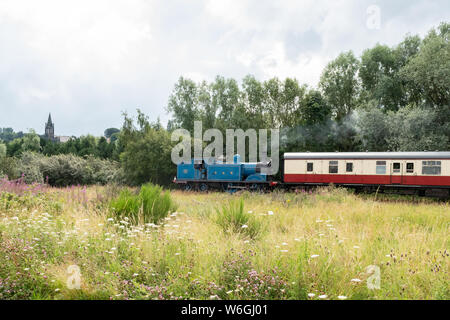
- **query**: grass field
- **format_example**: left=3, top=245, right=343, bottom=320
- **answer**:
left=0, top=184, right=448, bottom=300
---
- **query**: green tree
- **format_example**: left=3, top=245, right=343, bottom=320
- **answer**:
left=78, top=135, right=97, bottom=157
left=356, top=104, right=390, bottom=151
left=386, top=106, right=449, bottom=151
left=167, top=77, right=200, bottom=132
left=40, top=137, right=61, bottom=156
left=104, top=128, right=120, bottom=139
left=262, top=77, right=282, bottom=127
left=400, top=23, right=450, bottom=109
left=0, top=128, right=24, bottom=142
left=319, top=51, right=360, bottom=121
left=302, top=90, right=331, bottom=125
left=279, top=78, right=306, bottom=127
left=97, top=136, right=115, bottom=159
left=0, top=156, right=19, bottom=179
left=359, top=44, right=407, bottom=111
left=110, top=132, right=120, bottom=143
left=119, top=110, right=175, bottom=185
left=22, top=129, right=41, bottom=153
left=6, top=138, right=23, bottom=157
left=197, top=81, right=216, bottom=130
left=212, top=76, right=241, bottom=130
left=0, top=142, right=6, bottom=158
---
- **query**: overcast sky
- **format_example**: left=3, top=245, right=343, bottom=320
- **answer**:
left=0, top=0, right=449, bottom=136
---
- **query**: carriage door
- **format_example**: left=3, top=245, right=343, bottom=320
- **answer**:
left=305, top=160, right=314, bottom=182
left=390, top=162, right=403, bottom=184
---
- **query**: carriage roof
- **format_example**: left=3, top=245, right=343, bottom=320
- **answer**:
left=283, top=152, right=450, bottom=160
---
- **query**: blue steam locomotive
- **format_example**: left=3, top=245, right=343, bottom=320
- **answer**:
left=173, top=154, right=273, bottom=191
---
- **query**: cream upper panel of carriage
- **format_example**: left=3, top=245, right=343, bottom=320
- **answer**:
left=284, top=159, right=450, bottom=176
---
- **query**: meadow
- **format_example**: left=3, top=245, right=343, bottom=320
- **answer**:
left=0, top=179, right=448, bottom=300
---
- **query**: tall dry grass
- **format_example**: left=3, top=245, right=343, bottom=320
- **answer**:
left=0, top=184, right=448, bottom=300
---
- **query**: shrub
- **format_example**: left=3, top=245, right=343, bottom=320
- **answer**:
left=140, top=184, right=176, bottom=224
left=18, top=152, right=44, bottom=184
left=15, top=152, right=121, bottom=186
left=110, top=189, right=141, bottom=223
left=110, top=184, right=177, bottom=225
left=39, top=153, right=82, bottom=186
left=215, top=198, right=265, bottom=239
left=0, top=156, right=20, bottom=180
left=84, top=156, right=122, bottom=185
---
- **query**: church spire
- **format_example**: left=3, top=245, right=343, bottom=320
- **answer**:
left=45, top=113, right=55, bottom=140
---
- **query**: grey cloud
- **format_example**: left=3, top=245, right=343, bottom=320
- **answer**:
left=0, top=0, right=448, bottom=136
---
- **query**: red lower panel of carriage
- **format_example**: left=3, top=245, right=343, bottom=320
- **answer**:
left=283, top=174, right=450, bottom=187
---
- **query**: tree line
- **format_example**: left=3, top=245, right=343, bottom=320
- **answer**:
left=0, top=128, right=120, bottom=159
left=166, top=22, right=449, bottom=153
left=1, top=22, right=448, bottom=186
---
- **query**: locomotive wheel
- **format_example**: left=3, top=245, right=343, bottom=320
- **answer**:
left=184, top=184, right=193, bottom=192
left=199, top=183, right=208, bottom=192
left=223, top=183, right=237, bottom=193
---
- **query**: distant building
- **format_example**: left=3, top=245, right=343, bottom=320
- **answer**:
left=43, top=113, right=72, bottom=143
left=58, top=136, right=71, bottom=143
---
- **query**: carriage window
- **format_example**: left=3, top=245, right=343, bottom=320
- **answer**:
left=406, top=163, right=414, bottom=173
left=422, top=161, right=441, bottom=175
left=346, top=163, right=353, bottom=172
left=393, top=163, right=401, bottom=173
left=376, top=161, right=386, bottom=174
left=329, top=161, right=338, bottom=174
left=307, top=163, right=313, bottom=172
